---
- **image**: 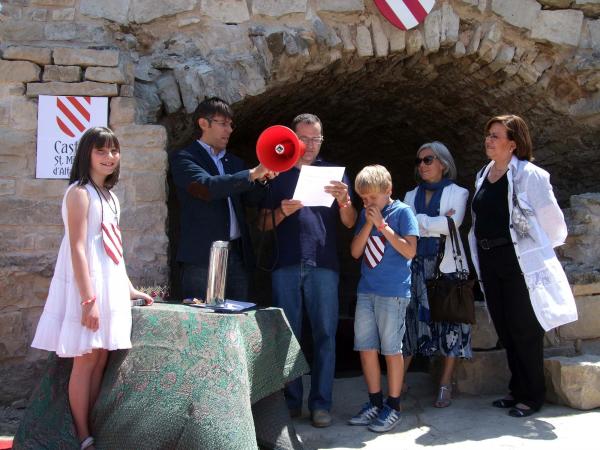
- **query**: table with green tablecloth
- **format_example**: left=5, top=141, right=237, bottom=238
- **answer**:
left=14, top=304, right=309, bottom=449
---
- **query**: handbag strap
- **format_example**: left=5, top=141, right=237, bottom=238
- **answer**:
left=446, top=216, right=466, bottom=274
left=432, top=216, right=465, bottom=279
left=432, top=233, right=446, bottom=280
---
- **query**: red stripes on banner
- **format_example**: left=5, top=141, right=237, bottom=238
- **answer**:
left=67, top=96, right=91, bottom=121
left=56, top=116, right=75, bottom=138
left=57, top=98, right=86, bottom=132
left=55, top=96, right=92, bottom=139
left=373, top=0, right=435, bottom=31
left=404, top=0, right=428, bottom=23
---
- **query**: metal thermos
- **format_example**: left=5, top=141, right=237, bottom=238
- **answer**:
left=205, top=241, right=229, bottom=305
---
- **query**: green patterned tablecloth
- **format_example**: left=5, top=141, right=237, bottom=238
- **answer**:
left=14, top=305, right=309, bottom=450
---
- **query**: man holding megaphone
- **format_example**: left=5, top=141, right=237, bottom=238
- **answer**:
left=258, top=113, right=357, bottom=428
left=170, top=97, right=277, bottom=302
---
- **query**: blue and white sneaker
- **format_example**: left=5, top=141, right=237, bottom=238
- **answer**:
left=348, top=402, right=380, bottom=426
left=367, top=405, right=402, bottom=432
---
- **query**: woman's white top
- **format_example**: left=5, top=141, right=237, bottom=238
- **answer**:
left=468, top=156, right=578, bottom=331
left=404, top=183, right=470, bottom=274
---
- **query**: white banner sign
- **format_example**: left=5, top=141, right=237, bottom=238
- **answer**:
left=36, top=95, right=108, bottom=179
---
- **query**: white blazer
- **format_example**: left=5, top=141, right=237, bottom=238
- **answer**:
left=404, top=183, right=469, bottom=274
left=468, top=156, right=578, bottom=331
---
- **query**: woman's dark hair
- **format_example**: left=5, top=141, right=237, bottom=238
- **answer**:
left=485, top=114, right=533, bottom=161
left=69, top=127, right=121, bottom=189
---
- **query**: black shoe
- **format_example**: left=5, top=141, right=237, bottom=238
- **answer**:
left=492, top=398, right=518, bottom=408
left=508, top=405, right=537, bottom=418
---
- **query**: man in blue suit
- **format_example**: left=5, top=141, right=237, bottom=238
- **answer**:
left=170, top=97, right=275, bottom=301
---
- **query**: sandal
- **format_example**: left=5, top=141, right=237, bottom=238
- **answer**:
left=434, top=384, right=452, bottom=408
left=508, top=403, right=537, bottom=418
left=492, top=397, right=517, bottom=408
left=80, top=436, right=95, bottom=449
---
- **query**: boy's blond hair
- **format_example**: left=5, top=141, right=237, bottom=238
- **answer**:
left=355, top=164, right=392, bottom=195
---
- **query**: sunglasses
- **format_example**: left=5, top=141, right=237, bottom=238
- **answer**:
left=414, top=155, right=437, bottom=166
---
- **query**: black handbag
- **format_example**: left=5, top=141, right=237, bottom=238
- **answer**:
left=425, top=217, right=476, bottom=324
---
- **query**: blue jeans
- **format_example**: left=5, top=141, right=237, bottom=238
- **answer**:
left=354, top=294, right=410, bottom=355
left=181, top=248, right=249, bottom=301
left=272, top=263, right=339, bottom=412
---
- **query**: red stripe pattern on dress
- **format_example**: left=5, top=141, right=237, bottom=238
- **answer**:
left=102, top=222, right=123, bottom=265
left=365, top=235, right=387, bottom=269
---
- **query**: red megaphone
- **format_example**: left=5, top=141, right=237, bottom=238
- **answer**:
left=256, top=125, right=306, bottom=172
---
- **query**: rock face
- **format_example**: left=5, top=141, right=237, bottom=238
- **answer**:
left=491, top=0, right=541, bottom=30
left=52, top=48, right=119, bottom=67
left=531, top=10, right=585, bottom=47
left=1, top=0, right=600, bottom=405
left=561, top=193, right=600, bottom=270
left=544, top=354, right=600, bottom=410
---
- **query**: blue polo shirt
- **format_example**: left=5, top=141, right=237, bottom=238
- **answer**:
left=355, top=200, right=419, bottom=298
left=261, top=159, right=353, bottom=272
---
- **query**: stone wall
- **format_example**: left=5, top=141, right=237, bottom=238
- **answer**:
left=1, top=0, right=599, bottom=403
left=0, top=44, right=168, bottom=402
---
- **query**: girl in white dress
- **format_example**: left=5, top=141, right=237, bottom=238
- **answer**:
left=31, top=127, right=153, bottom=450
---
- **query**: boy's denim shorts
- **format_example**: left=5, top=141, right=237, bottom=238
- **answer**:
left=353, top=293, right=410, bottom=355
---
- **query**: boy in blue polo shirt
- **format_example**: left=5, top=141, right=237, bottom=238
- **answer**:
left=349, top=164, right=419, bottom=432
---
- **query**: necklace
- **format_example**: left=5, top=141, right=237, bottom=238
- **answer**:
left=90, top=181, right=118, bottom=223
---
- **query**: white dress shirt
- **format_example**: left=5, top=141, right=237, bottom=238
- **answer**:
left=198, top=140, right=241, bottom=241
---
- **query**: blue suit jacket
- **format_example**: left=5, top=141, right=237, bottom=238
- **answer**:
left=170, top=140, right=265, bottom=268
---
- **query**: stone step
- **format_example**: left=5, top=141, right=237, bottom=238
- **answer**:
left=430, top=349, right=510, bottom=395
left=544, top=354, right=600, bottom=410
left=471, top=302, right=498, bottom=350
left=431, top=344, right=583, bottom=397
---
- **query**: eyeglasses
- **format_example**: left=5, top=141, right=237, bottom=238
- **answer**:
left=414, top=155, right=437, bottom=166
left=298, top=136, right=324, bottom=146
left=209, top=119, right=235, bottom=129
left=485, top=133, right=508, bottom=141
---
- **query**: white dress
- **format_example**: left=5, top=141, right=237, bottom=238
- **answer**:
left=32, top=183, right=132, bottom=357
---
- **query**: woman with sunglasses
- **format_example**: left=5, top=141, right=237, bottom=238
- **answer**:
left=468, top=115, right=577, bottom=417
left=403, top=141, right=471, bottom=408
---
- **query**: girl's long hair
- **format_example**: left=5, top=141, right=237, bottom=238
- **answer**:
left=69, top=127, right=121, bottom=189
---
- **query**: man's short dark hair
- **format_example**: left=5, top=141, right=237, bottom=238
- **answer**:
left=291, top=113, right=323, bottom=133
left=193, top=97, right=233, bottom=137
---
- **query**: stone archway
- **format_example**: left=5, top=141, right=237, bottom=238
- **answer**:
left=141, top=0, right=600, bottom=199
left=141, top=1, right=600, bottom=303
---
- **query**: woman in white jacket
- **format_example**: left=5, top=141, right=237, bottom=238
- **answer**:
left=403, top=141, right=471, bottom=408
left=469, top=115, right=577, bottom=418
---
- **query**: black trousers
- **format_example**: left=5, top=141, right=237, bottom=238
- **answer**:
left=478, top=243, right=545, bottom=410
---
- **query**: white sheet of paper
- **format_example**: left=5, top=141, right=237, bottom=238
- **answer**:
left=292, top=165, right=345, bottom=207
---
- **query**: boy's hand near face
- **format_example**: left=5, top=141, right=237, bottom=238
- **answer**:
left=366, top=206, right=384, bottom=229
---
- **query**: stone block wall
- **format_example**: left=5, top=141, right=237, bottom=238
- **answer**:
left=0, top=45, right=168, bottom=403
left=557, top=193, right=600, bottom=356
